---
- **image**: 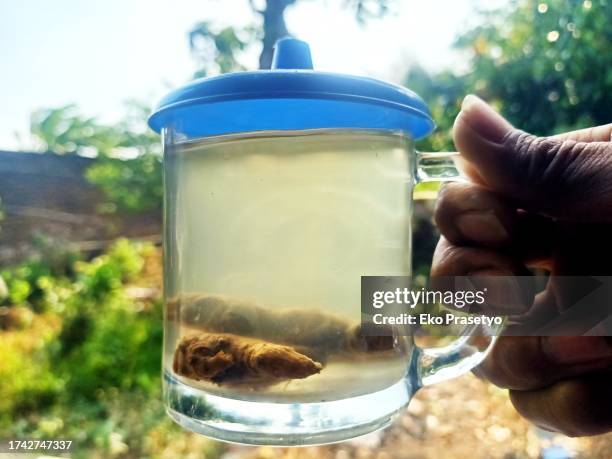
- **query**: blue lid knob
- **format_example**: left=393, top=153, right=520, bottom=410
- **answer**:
left=271, top=37, right=313, bottom=70
left=149, top=37, right=435, bottom=139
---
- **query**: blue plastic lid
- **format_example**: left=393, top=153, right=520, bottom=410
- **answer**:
left=148, top=38, right=434, bottom=139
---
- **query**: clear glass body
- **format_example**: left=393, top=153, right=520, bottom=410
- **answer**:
left=163, top=127, right=499, bottom=446
left=162, top=128, right=424, bottom=443
left=160, top=128, right=497, bottom=445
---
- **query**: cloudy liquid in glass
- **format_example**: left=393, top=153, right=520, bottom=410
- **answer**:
left=163, top=130, right=414, bottom=402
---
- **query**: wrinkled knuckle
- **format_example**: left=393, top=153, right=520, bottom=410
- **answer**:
left=502, top=130, right=603, bottom=207
left=433, top=187, right=461, bottom=230
left=436, top=183, right=468, bottom=209
left=431, top=240, right=466, bottom=275
left=433, top=184, right=454, bottom=218
left=505, top=131, right=560, bottom=184
left=579, top=141, right=612, bottom=169
left=433, top=244, right=471, bottom=271
left=551, top=140, right=611, bottom=201
left=436, top=182, right=498, bottom=215
left=436, top=182, right=454, bottom=200
left=504, top=130, right=545, bottom=160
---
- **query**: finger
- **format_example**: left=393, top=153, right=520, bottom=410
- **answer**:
left=476, top=336, right=612, bottom=391
left=434, top=182, right=515, bottom=247
left=453, top=95, right=612, bottom=220
left=431, top=237, right=523, bottom=277
left=551, top=123, right=612, bottom=142
left=509, top=369, right=612, bottom=437
left=434, top=183, right=558, bottom=265
left=431, top=237, right=533, bottom=314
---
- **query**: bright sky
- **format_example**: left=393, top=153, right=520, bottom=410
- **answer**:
left=0, top=0, right=507, bottom=150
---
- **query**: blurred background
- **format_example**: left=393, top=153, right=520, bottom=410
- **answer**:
left=0, top=0, right=611, bottom=457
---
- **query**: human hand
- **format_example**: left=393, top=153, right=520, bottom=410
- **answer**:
left=431, top=95, right=612, bottom=436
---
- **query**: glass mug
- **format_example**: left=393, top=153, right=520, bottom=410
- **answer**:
left=150, top=39, right=499, bottom=445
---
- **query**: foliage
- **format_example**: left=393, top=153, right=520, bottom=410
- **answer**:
left=87, top=102, right=162, bottom=213
left=190, top=0, right=395, bottom=73
left=455, top=0, right=611, bottom=133
left=407, top=66, right=467, bottom=152
left=0, top=236, right=79, bottom=313
left=410, top=0, right=612, bottom=152
left=30, top=105, right=123, bottom=156
left=0, top=240, right=201, bottom=458
left=189, top=21, right=255, bottom=77
left=345, top=0, right=395, bottom=23
left=86, top=153, right=162, bottom=213
left=29, top=101, right=162, bottom=213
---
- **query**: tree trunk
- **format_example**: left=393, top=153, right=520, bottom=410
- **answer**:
left=258, top=0, right=296, bottom=69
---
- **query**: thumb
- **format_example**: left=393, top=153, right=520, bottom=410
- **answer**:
left=453, top=95, right=612, bottom=220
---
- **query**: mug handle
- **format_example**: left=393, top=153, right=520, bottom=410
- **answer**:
left=411, top=150, right=501, bottom=388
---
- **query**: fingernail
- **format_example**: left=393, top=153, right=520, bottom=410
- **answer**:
left=456, top=210, right=509, bottom=243
left=542, top=336, right=612, bottom=365
left=460, top=95, right=514, bottom=143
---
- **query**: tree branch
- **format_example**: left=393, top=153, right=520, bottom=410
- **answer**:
left=248, top=0, right=265, bottom=15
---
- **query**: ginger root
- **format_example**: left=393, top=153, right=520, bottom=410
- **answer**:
left=173, top=333, right=323, bottom=386
left=172, top=294, right=395, bottom=356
